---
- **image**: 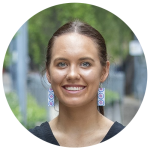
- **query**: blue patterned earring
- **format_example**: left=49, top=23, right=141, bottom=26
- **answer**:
left=97, top=83, right=105, bottom=106
left=48, top=87, right=54, bottom=106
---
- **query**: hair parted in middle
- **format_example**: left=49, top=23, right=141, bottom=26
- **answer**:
left=46, top=20, right=108, bottom=115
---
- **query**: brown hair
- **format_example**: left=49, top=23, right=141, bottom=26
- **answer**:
left=46, top=20, right=107, bottom=115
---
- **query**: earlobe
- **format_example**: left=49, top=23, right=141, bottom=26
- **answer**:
left=46, top=71, right=51, bottom=83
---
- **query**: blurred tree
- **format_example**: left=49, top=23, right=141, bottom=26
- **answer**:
left=28, top=3, right=133, bottom=70
left=91, top=6, right=133, bottom=62
left=3, top=49, right=11, bottom=70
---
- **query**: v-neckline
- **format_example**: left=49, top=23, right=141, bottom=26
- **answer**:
left=45, top=121, right=118, bottom=146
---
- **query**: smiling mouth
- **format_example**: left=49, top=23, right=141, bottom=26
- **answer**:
left=62, top=86, right=85, bottom=91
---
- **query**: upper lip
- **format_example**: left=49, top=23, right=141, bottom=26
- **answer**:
left=62, top=84, right=86, bottom=87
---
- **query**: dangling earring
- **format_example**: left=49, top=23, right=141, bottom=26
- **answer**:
left=48, top=87, right=54, bottom=106
left=98, top=83, right=105, bottom=106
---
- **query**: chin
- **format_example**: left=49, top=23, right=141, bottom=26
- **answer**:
left=60, top=99, right=86, bottom=108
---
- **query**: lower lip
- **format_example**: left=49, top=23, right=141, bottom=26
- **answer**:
left=62, top=87, right=86, bottom=94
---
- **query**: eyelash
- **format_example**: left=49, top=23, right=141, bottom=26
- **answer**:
left=56, top=62, right=91, bottom=68
left=57, top=62, right=67, bottom=67
left=80, top=62, right=91, bottom=67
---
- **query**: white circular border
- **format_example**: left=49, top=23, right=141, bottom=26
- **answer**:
left=1, top=0, right=150, bottom=150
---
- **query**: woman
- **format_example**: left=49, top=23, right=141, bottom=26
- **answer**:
left=29, top=20, right=125, bottom=147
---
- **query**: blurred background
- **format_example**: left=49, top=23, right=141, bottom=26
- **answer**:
left=2, top=3, right=147, bottom=129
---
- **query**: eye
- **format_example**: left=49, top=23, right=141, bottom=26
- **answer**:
left=80, top=62, right=91, bottom=67
left=57, top=62, right=67, bottom=67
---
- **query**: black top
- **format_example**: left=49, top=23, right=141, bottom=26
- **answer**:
left=29, top=121, right=125, bottom=146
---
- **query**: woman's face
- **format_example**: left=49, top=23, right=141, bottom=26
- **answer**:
left=47, top=33, right=109, bottom=107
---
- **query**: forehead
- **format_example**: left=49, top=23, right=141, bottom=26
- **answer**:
left=51, top=33, right=99, bottom=59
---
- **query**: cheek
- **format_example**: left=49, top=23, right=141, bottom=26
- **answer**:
left=80, top=68, right=101, bottom=83
left=50, top=68, right=66, bottom=85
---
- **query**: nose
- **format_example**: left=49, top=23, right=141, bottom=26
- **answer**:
left=66, top=65, right=80, bottom=81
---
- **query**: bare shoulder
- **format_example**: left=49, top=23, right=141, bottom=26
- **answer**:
left=48, top=116, right=62, bottom=138
left=48, top=117, right=58, bottom=130
left=88, top=115, right=115, bottom=144
left=104, top=116, right=114, bottom=127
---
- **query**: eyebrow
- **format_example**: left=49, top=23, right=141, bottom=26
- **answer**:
left=54, top=57, right=95, bottom=62
left=79, top=57, right=95, bottom=62
left=54, top=57, right=68, bottom=62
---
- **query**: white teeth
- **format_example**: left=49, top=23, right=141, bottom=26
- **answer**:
left=65, top=87, right=84, bottom=91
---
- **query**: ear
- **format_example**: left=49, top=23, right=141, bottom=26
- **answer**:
left=46, top=70, right=51, bottom=84
left=100, top=61, right=110, bottom=83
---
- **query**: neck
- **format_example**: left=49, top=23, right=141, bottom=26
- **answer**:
left=55, top=100, right=103, bottom=134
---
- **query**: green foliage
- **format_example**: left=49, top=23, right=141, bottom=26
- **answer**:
left=5, top=92, right=23, bottom=122
left=26, top=94, right=47, bottom=129
left=28, top=3, right=133, bottom=70
left=3, top=50, right=11, bottom=69
left=6, top=92, right=47, bottom=129
left=105, top=89, right=120, bottom=105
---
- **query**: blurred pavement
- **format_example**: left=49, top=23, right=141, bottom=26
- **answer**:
left=121, top=96, right=142, bottom=126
